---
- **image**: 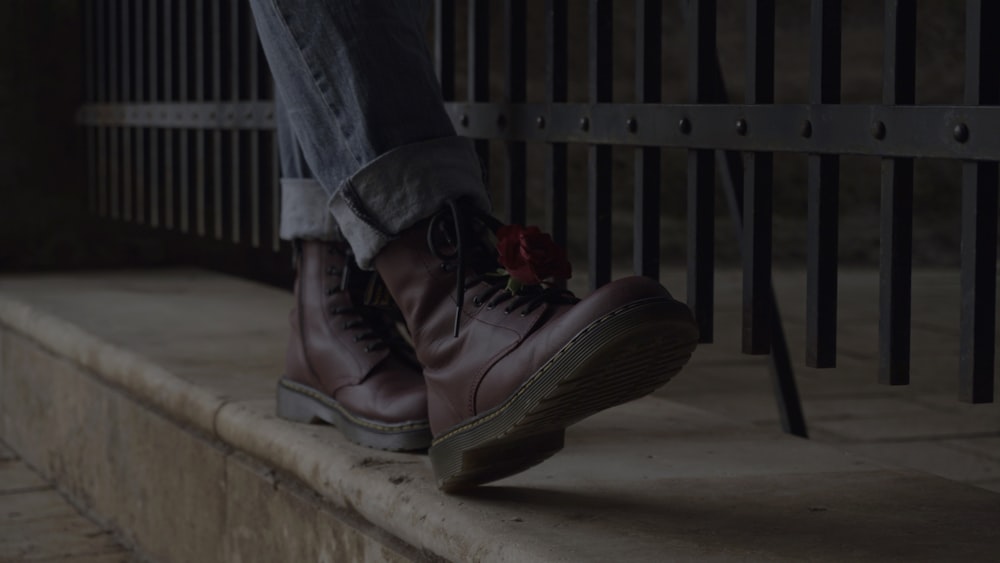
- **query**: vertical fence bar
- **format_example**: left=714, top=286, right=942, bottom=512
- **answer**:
left=85, top=0, right=97, bottom=213
left=212, top=0, right=223, bottom=239
left=248, top=6, right=261, bottom=247
left=134, top=0, right=146, bottom=224
left=120, top=0, right=133, bottom=222
left=806, top=0, right=841, bottom=368
left=687, top=0, right=716, bottom=342
left=588, top=0, right=613, bottom=290
left=230, top=0, right=242, bottom=243
left=879, top=0, right=915, bottom=385
left=634, top=0, right=661, bottom=280
left=149, top=0, right=161, bottom=227
left=504, top=0, right=527, bottom=225
left=163, top=0, right=175, bottom=229
left=108, top=0, right=120, bottom=219
left=960, top=0, right=999, bottom=403
left=434, top=0, right=455, bottom=101
left=265, top=74, right=281, bottom=252
left=97, top=0, right=108, bottom=218
left=468, top=0, right=490, bottom=170
left=742, top=0, right=774, bottom=354
left=195, top=0, right=206, bottom=235
left=545, top=0, right=568, bottom=257
left=269, top=77, right=281, bottom=252
left=178, top=0, right=190, bottom=233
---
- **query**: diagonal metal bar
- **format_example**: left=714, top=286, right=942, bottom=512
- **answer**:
left=683, top=0, right=807, bottom=437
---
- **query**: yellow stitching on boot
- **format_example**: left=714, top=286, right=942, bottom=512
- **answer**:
left=280, top=380, right=430, bottom=433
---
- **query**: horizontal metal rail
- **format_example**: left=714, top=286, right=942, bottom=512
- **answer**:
left=80, top=101, right=1000, bottom=160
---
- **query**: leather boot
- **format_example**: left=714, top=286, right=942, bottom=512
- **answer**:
left=373, top=203, right=698, bottom=490
left=277, top=239, right=431, bottom=451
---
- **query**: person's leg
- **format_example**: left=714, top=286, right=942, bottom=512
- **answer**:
left=274, top=87, right=339, bottom=242
left=249, top=0, right=490, bottom=268
left=272, top=90, right=431, bottom=452
left=252, top=0, right=698, bottom=491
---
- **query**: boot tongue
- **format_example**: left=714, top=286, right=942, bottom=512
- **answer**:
left=426, top=201, right=503, bottom=336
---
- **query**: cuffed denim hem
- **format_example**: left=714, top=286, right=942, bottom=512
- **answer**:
left=329, top=136, right=491, bottom=269
left=279, top=179, right=343, bottom=241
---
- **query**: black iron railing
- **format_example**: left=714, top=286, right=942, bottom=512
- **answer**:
left=77, top=0, right=998, bottom=439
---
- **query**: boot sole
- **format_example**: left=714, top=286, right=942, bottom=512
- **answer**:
left=429, top=297, right=699, bottom=492
left=276, top=378, right=432, bottom=452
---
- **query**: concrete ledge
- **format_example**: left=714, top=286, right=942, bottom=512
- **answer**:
left=1, top=270, right=998, bottom=562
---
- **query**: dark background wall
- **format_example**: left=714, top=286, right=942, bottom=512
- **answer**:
left=0, top=0, right=85, bottom=270
left=0, top=0, right=165, bottom=272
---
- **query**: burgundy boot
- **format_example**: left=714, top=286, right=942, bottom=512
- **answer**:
left=373, top=203, right=699, bottom=490
left=277, top=239, right=431, bottom=451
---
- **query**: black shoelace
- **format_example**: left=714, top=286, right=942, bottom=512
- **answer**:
left=427, top=200, right=578, bottom=337
left=325, top=243, right=386, bottom=353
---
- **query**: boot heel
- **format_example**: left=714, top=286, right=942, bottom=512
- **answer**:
left=430, top=430, right=565, bottom=492
left=275, top=379, right=320, bottom=423
left=276, top=378, right=433, bottom=451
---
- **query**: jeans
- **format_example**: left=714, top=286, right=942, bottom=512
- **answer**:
left=249, top=0, right=491, bottom=268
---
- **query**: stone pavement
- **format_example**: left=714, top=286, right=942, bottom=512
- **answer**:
left=0, top=268, right=997, bottom=561
left=0, top=440, right=134, bottom=562
left=646, top=269, right=1000, bottom=494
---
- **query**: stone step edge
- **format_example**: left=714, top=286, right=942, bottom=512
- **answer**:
left=0, top=294, right=586, bottom=562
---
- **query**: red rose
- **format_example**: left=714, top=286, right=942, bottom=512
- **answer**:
left=496, top=224, right=572, bottom=286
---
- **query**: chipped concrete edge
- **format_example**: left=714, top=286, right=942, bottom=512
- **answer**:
left=0, top=294, right=536, bottom=563
left=0, top=296, right=223, bottom=433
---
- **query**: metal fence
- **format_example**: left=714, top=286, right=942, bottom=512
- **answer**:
left=77, top=0, right=998, bottom=436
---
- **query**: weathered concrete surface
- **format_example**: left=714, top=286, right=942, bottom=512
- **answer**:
left=0, top=269, right=998, bottom=562
left=660, top=269, right=1000, bottom=492
left=0, top=442, right=134, bottom=562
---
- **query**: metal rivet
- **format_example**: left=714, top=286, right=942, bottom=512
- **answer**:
left=954, top=123, right=969, bottom=143
left=871, top=120, right=886, bottom=140
left=226, top=112, right=234, bottom=119
left=460, top=114, right=469, bottom=127
left=497, top=114, right=507, bottom=129
left=192, top=112, right=199, bottom=119
left=626, top=117, right=638, bottom=133
left=580, top=117, right=590, bottom=131
left=209, top=112, right=216, bottom=119
left=678, top=118, right=691, bottom=134
left=735, top=118, right=747, bottom=136
left=800, top=119, right=813, bottom=138
left=536, top=115, right=546, bottom=129
left=265, top=112, right=274, bottom=120
left=245, top=111, right=253, bottom=119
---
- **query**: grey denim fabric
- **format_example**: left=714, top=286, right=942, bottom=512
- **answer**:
left=249, top=0, right=490, bottom=266
left=278, top=179, right=342, bottom=241
left=274, top=89, right=342, bottom=240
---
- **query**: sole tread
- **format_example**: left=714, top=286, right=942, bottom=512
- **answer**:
left=430, top=298, right=698, bottom=491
